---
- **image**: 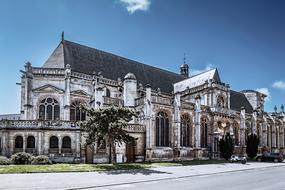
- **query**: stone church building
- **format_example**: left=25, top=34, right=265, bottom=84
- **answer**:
left=0, top=37, right=284, bottom=163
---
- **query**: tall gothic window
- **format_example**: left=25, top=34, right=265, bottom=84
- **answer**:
left=217, top=96, right=225, bottom=108
left=49, top=136, right=59, bottom=149
left=70, top=101, right=86, bottom=121
left=201, top=118, right=208, bottom=148
left=245, top=122, right=251, bottom=143
left=180, top=114, right=192, bottom=147
left=27, top=136, right=35, bottom=149
left=62, top=136, right=71, bottom=149
left=106, top=88, right=111, bottom=97
left=39, top=98, right=60, bottom=120
left=233, top=122, right=239, bottom=146
left=15, top=136, right=23, bottom=149
left=267, top=125, right=271, bottom=148
left=156, top=112, right=169, bottom=147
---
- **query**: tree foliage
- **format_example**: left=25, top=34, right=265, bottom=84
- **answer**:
left=219, top=133, right=234, bottom=160
left=80, top=106, right=138, bottom=163
left=246, top=134, right=259, bottom=158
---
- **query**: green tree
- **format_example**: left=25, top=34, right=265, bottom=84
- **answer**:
left=80, top=106, right=138, bottom=164
left=219, top=133, right=234, bottom=160
left=246, top=134, right=259, bottom=158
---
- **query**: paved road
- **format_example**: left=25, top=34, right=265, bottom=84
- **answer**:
left=84, top=166, right=285, bottom=190
left=0, top=163, right=285, bottom=190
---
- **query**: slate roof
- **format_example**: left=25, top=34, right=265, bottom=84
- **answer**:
left=43, top=40, right=186, bottom=93
left=173, top=69, right=221, bottom=93
left=230, top=90, right=253, bottom=113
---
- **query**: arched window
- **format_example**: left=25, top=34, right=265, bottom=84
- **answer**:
left=217, top=96, right=225, bottom=108
left=201, top=118, right=208, bottom=148
left=267, top=125, right=270, bottom=147
left=180, top=114, right=192, bottom=147
left=39, top=98, right=60, bottom=120
left=15, top=136, right=23, bottom=148
left=70, top=101, right=86, bottom=121
left=27, top=136, right=35, bottom=148
left=106, top=88, right=111, bottom=97
left=233, top=122, right=239, bottom=146
left=62, top=136, right=71, bottom=149
left=245, top=122, right=251, bottom=143
left=156, top=111, right=169, bottom=147
left=49, top=136, right=59, bottom=148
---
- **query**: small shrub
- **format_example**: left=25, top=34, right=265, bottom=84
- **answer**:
left=11, top=152, right=33, bottom=165
left=0, top=156, right=11, bottom=165
left=246, top=134, right=259, bottom=158
left=31, top=155, right=51, bottom=165
left=219, top=133, right=234, bottom=160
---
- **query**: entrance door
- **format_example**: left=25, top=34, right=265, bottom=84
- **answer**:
left=126, top=143, right=136, bottom=163
left=86, top=145, right=94, bottom=164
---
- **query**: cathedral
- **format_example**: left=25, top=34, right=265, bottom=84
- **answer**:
left=0, top=36, right=284, bottom=163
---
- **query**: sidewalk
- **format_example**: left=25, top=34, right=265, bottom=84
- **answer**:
left=0, top=162, right=284, bottom=190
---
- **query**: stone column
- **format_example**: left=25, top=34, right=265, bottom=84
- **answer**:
left=23, top=135, right=27, bottom=153
left=58, top=136, right=62, bottom=154
left=64, top=64, right=71, bottom=120
left=280, top=126, right=284, bottom=149
left=272, top=123, right=276, bottom=149
left=1, top=131, right=8, bottom=156
left=38, top=132, right=44, bottom=155
left=262, top=116, right=267, bottom=147
left=75, top=132, right=81, bottom=157
left=23, top=62, right=33, bottom=120
left=173, top=94, right=181, bottom=148
left=145, top=85, right=153, bottom=161
left=194, top=95, right=201, bottom=148
left=43, top=132, right=49, bottom=155
left=240, top=107, right=246, bottom=147
left=252, top=110, right=257, bottom=135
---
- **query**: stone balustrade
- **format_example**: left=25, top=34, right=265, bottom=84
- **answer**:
left=210, top=107, right=237, bottom=115
left=124, top=124, right=146, bottom=133
left=151, top=96, right=172, bottom=105
left=0, top=120, right=79, bottom=130
left=103, top=97, right=123, bottom=106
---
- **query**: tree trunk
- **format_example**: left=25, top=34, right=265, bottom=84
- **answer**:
left=111, top=143, right=116, bottom=164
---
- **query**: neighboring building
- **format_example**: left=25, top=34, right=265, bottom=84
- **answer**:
left=1, top=36, right=284, bottom=163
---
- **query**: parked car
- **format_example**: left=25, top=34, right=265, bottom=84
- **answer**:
left=256, top=153, right=284, bottom=163
left=230, top=155, right=247, bottom=164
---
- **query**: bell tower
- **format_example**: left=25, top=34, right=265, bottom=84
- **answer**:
left=180, top=53, right=189, bottom=78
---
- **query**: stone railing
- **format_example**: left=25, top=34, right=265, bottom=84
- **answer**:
left=210, top=107, right=237, bottom=115
left=32, top=68, right=65, bottom=75
left=0, top=120, right=79, bottom=130
left=151, top=96, right=172, bottom=106
left=103, top=97, right=123, bottom=106
left=71, top=71, right=93, bottom=80
left=124, top=124, right=145, bottom=133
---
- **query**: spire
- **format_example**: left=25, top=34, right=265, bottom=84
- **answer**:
left=61, top=31, right=65, bottom=42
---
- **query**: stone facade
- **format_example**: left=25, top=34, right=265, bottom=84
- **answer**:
left=1, top=38, right=284, bottom=163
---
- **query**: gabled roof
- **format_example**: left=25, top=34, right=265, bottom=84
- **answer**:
left=43, top=40, right=186, bottom=93
left=230, top=90, right=253, bottom=113
left=173, top=68, right=221, bottom=93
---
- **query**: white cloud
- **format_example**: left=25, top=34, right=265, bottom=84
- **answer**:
left=119, top=0, right=151, bottom=14
left=256, top=88, right=271, bottom=102
left=191, top=64, right=215, bottom=76
left=272, top=80, right=285, bottom=90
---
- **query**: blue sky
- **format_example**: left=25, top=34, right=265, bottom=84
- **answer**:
left=0, top=0, right=284, bottom=114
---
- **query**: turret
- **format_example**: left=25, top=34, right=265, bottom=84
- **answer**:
left=123, top=73, right=137, bottom=107
left=180, top=54, right=189, bottom=78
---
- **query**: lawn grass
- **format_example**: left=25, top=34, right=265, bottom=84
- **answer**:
left=0, top=159, right=228, bottom=174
